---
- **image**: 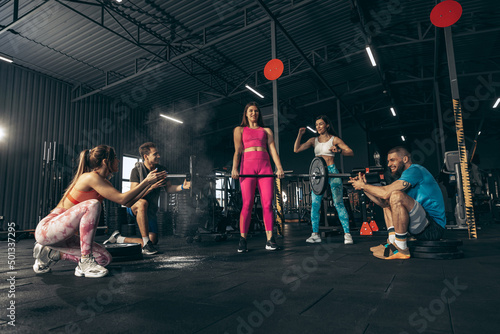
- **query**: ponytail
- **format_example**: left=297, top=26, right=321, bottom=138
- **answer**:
left=56, top=149, right=92, bottom=207
left=55, top=145, right=117, bottom=208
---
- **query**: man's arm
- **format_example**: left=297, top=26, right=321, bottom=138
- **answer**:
left=364, top=191, right=389, bottom=208
left=349, top=173, right=411, bottom=200
left=166, top=179, right=191, bottom=192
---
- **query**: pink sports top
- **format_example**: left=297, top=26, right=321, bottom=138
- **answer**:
left=67, top=188, right=104, bottom=205
left=66, top=172, right=105, bottom=205
left=242, top=127, right=268, bottom=149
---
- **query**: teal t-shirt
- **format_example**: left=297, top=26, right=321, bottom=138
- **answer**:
left=399, top=164, right=446, bottom=228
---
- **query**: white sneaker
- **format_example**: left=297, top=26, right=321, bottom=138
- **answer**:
left=103, top=230, right=121, bottom=245
left=75, top=256, right=109, bottom=278
left=33, top=243, right=60, bottom=274
left=344, top=233, right=353, bottom=245
left=306, top=233, right=322, bottom=243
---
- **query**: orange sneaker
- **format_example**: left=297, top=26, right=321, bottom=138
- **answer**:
left=373, top=243, right=410, bottom=260
left=370, top=239, right=390, bottom=253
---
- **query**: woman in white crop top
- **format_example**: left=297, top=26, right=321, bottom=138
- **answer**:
left=294, top=115, right=354, bottom=244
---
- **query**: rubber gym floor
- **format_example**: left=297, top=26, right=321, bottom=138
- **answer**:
left=1, top=222, right=499, bottom=334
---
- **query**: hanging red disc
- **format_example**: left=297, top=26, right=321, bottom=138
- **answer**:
left=430, top=0, right=463, bottom=28
left=264, top=59, right=284, bottom=81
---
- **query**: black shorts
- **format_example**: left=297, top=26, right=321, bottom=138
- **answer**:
left=409, top=201, right=445, bottom=241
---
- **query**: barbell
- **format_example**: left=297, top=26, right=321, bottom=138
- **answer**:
left=161, top=156, right=386, bottom=196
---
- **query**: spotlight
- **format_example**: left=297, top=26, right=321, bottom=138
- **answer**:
left=493, top=98, right=500, bottom=109
left=306, top=126, right=317, bottom=133
left=160, top=114, right=183, bottom=123
left=365, top=46, right=377, bottom=67
left=0, top=126, right=6, bottom=140
left=245, top=84, right=264, bottom=99
left=0, top=54, right=13, bottom=63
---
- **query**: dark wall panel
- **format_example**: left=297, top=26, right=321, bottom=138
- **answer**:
left=0, top=62, right=145, bottom=230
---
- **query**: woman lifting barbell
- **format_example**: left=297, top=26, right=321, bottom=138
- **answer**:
left=294, top=115, right=354, bottom=244
left=232, top=102, right=285, bottom=253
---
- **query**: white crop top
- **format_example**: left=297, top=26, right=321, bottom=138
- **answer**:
left=314, top=136, right=335, bottom=157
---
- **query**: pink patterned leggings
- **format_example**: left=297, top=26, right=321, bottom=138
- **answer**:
left=35, top=199, right=111, bottom=266
left=239, top=151, right=274, bottom=233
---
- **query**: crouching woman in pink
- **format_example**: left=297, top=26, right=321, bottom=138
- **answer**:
left=34, top=145, right=166, bottom=278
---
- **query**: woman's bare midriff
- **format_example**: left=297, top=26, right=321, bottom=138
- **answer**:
left=244, top=147, right=267, bottom=153
left=318, top=155, right=335, bottom=166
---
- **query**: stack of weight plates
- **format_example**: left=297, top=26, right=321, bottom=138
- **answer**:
left=408, top=239, right=464, bottom=259
left=167, top=193, right=177, bottom=211
left=157, top=211, right=173, bottom=236
left=108, top=206, right=128, bottom=233
left=104, top=243, right=143, bottom=262
left=174, top=193, right=198, bottom=237
left=121, top=223, right=136, bottom=236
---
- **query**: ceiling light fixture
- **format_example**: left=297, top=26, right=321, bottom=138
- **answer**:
left=245, top=84, right=264, bottom=99
left=493, top=97, right=500, bottom=108
left=306, top=126, right=317, bottom=133
left=401, top=135, right=406, bottom=141
left=390, top=107, right=396, bottom=117
left=160, top=114, right=183, bottom=124
left=478, top=131, right=481, bottom=135
left=365, top=46, right=377, bottom=67
left=0, top=126, right=6, bottom=140
left=0, top=54, right=13, bottom=63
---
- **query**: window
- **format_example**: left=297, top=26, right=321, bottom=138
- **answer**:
left=122, top=155, right=141, bottom=193
left=215, top=172, right=226, bottom=208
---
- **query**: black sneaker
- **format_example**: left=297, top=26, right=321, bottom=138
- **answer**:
left=238, top=237, right=248, bottom=253
left=142, top=241, right=159, bottom=255
left=265, top=237, right=278, bottom=251
left=266, top=237, right=278, bottom=250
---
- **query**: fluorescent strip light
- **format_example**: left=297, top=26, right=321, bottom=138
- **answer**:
left=365, top=46, right=377, bottom=66
left=306, top=126, right=317, bottom=133
left=0, top=55, right=13, bottom=63
left=160, top=114, right=183, bottom=123
left=478, top=131, right=481, bottom=135
left=401, top=135, right=406, bottom=141
left=390, top=107, right=396, bottom=117
left=245, top=84, right=264, bottom=99
left=493, top=98, right=500, bottom=108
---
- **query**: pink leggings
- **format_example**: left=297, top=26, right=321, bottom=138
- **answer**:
left=35, top=199, right=111, bottom=266
left=239, top=151, right=274, bottom=233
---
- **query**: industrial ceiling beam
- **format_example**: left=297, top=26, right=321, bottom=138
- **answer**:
left=0, top=0, right=53, bottom=37
left=255, top=0, right=366, bottom=132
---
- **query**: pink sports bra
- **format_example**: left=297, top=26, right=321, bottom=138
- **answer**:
left=67, top=188, right=104, bottom=205
left=242, top=127, right=267, bottom=149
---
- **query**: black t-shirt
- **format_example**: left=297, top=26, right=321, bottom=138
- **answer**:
left=130, top=164, right=167, bottom=213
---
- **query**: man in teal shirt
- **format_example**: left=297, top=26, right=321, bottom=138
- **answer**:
left=349, top=146, right=446, bottom=260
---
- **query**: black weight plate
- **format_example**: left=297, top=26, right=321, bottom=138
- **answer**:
left=110, top=253, right=144, bottom=262
left=120, top=224, right=136, bottom=236
left=410, top=246, right=459, bottom=253
left=104, top=243, right=142, bottom=257
left=412, top=250, right=464, bottom=259
left=408, top=239, right=463, bottom=247
left=309, top=157, right=328, bottom=195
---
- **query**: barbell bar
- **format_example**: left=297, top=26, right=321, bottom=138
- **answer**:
left=163, top=156, right=361, bottom=196
left=161, top=173, right=350, bottom=179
